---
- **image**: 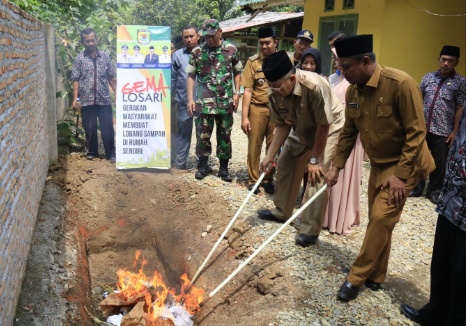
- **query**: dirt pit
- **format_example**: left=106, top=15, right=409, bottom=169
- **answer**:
left=14, top=152, right=301, bottom=326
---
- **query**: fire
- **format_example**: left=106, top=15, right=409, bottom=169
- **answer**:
left=110, top=250, right=204, bottom=325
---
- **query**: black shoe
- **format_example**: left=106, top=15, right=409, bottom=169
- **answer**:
left=295, top=233, right=318, bottom=247
left=248, top=184, right=260, bottom=194
left=400, top=304, right=427, bottom=325
left=427, top=191, right=440, bottom=204
left=205, top=165, right=213, bottom=173
left=408, top=190, right=422, bottom=197
left=257, top=209, right=283, bottom=223
left=108, top=156, right=116, bottom=163
left=364, top=279, right=381, bottom=291
left=195, top=168, right=208, bottom=180
left=262, top=182, right=275, bottom=194
left=87, top=155, right=96, bottom=160
left=218, top=167, right=232, bottom=182
left=337, top=281, right=360, bottom=302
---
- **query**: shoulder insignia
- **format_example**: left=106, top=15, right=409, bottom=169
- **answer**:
left=248, top=54, right=259, bottom=61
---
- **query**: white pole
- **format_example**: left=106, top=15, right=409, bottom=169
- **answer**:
left=207, top=184, right=328, bottom=299
left=191, top=172, right=266, bottom=285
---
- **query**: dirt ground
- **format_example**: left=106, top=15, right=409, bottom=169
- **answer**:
left=14, top=151, right=305, bottom=326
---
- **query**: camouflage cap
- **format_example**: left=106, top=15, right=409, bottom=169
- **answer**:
left=201, top=19, right=220, bottom=36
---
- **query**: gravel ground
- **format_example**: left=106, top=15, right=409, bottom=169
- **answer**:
left=173, top=108, right=436, bottom=326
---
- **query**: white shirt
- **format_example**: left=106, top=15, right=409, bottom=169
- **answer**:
left=159, top=54, right=171, bottom=63
left=117, top=54, right=132, bottom=63
left=133, top=54, right=144, bottom=63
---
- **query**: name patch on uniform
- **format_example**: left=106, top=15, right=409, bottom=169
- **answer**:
left=277, top=109, right=288, bottom=113
left=349, top=103, right=359, bottom=109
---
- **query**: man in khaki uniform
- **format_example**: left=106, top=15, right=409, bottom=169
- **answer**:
left=256, top=51, right=336, bottom=246
left=296, top=48, right=345, bottom=247
left=326, top=35, right=435, bottom=302
left=240, top=27, right=278, bottom=194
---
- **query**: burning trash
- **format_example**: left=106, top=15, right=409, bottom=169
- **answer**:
left=99, top=250, right=204, bottom=326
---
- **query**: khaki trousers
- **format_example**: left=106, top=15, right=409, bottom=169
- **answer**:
left=247, top=103, right=275, bottom=184
left=299, top=117, right=342, bottom=236
left=347, top=164, right=421, bottom=287
left=272, top=132, right=310, bottom=220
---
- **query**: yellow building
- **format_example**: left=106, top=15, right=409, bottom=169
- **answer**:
left=241, top=0, right=466, bottom=81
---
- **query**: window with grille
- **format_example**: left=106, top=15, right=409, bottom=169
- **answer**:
left=318, top=14, right=359, bottom=75
left=325, top=0, right=335, bottom=12
left=343, top=0, right=355, bottom=10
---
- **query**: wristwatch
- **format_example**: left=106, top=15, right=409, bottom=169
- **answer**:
left=309, top=157, right=320, bottom=165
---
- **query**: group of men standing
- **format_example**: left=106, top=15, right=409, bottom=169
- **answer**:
left=71, top=20, right=465, bottom=324
left=117, top=44, right=171, bottom=64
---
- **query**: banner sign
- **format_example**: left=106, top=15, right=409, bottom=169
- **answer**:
left=116, top=25, right=171, bottom=169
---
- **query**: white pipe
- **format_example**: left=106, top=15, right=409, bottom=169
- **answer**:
left=207, top=184, right=328, bottom=299
left=191, top=172, right=267, bottom=285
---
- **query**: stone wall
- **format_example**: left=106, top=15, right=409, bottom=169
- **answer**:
left=0, top=1, right=55, bottom=324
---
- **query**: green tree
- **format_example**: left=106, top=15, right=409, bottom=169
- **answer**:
left=10, top=0, right=130, bottom=100
left=10, top=0, right=129, bottom=148
left=127, top=0, right=242, bottom=38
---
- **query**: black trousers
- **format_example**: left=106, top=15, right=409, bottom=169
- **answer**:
left=418, top=215, right=466, bottom=326
left=414, top=132, right=449, bottom=195
left=81, top=105, right=115, bottom=158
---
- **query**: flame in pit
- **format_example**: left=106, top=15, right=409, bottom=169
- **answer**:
left=116, top=250, right=204, bottom=325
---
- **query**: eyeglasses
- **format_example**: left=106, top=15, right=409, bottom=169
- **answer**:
left=267, top=75, right=290, bottom=92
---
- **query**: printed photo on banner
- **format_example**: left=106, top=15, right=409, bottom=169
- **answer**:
left=116, top=25, right=171, bottom=169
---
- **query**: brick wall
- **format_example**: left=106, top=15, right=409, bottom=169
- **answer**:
left=0, top=1, right=51, bottom=324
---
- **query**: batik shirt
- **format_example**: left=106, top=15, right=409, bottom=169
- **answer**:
left=186, top=41, right=242, bottom=114
left=420, top=70, right=466, bottom=137
left=436, top=108, right=466, bottom=231
left=71, top=49, right=115, bottom=107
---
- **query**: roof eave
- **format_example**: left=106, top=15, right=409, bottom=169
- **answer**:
left=240, top=0, right=304, bottom=11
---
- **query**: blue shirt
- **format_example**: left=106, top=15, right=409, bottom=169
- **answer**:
left=171, top=47, right=193, bottom=106
left=436, top=108, right=466, bottom=231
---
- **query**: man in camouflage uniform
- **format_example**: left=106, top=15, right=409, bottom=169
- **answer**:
left=187, top=19, right=243, bottom=181
left=240, top=27, right=277, bottom=194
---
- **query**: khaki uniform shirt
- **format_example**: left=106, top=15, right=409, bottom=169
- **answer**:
left=333, top=64, right=434, bottom=180
left=269, top=69, right=337, bottom=149
left=240, top=53, right=269, bottom=105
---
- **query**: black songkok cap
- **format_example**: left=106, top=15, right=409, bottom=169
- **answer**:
left=440, top=45, right=460, bottom=58
left=334, top=34, right=373, bottom=58
left=149, top=46, right=154, bottom=49
left=262, top=50, right=293, bottom=82
left=258, top=27, right=275, bottom=39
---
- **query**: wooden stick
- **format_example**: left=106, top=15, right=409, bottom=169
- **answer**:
left=190, top=172, right=266, bottom=285
left=205, top=184, right=328, bottom=300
